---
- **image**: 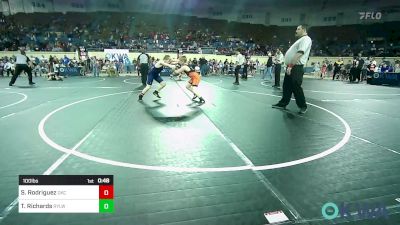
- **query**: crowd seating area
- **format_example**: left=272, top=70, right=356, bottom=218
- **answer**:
left=1, top=12, right=399, bottom=56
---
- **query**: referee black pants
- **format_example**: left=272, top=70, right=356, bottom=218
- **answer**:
left=234, top=65, right=241, bottom=83
left=242, top=65, right=248, bottom=79
left=278, top=65, right=307, bottom=108
left=10, top=64, right=33, bottom=85
left=140, top=63, right=149, bottom=86
left=274, top=64, right=281, bottom=86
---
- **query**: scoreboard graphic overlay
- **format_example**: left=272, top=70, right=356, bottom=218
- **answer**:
left=19, top=175, right=114, bottom=213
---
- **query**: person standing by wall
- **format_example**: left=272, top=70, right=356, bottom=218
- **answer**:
left=327, top=61, right=333, bottom=78
left=320, top=58, right=328, bottom=79
left=265, top=52, right=273, bottom=81
left=4, top=60, right=13, bottom=77
left=273, top=49, right=284, bottom=88
left=199, top=57, right=208, bottom=76
left=332, top=57, right=343, bottom=80
left=0, top=60, right=4, bottom=77
left=367, top=57, right=377, bottom=78
left=350, top=56, right=359, bottom=82
left=272, top=25, right=312, bottom=114
left=233, top=51, right=245, bottom=85
left=356, top=53, right=364, bottom=82
left=242, top=55, right=249, bottom=80
left=361, top=56, right=370, bottom=81
left=223, top=59, right=229, bottom=75
left=92, top=57, right=100, bottom=77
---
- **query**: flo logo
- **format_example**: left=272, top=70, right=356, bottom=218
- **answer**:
left=359, top=12, right=382, bottom=20
left=322, top=202, right=388, bottom=220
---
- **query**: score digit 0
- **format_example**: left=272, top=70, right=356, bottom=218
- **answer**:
left=99, top=185, right=113, bottom=199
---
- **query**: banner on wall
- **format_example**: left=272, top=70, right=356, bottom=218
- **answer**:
left=59, top=67, right=82, bottom=76
left=367, top=72, right=400, bottom=86
left=104, top=49, right=130, bottom=62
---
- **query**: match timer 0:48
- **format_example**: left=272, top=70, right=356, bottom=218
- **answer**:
left=97, top=177, right=111, bottom=184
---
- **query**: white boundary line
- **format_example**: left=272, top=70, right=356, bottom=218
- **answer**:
left=0, top=92, right=27, bottom=109
left=55, top=77, right=106, bottom=85
left=1, top=113, right=16, bottom=119
left=38, top=90, right=351, bottom=172
left=203, top=80, right=352, bottom=170
left=260, top=81, right=400, bottom=96
left=321, top=99, right=363, bottom=102
left=175, top=81, right=302, bottom=220
left=350, top=134, right=400, bottom=155
left=299, top=203, right=400, bottom=223
left=245, top=80, right=399, bottom=157
left=259, top=81, right=274, bottom=88
left=43, top=130, right=94, bottom=175
left=75, top=78, right=105, bottom=84
left=210, top=79, right=223, bottom=84
left=222, top=83, right=400, bottom=158
left=0, top=130, right=93, bottom=224
left=42, top=86, right=120, bottom=89
left=260, top=80, right=400, bottom=157
left=123, top=78, right=143, bottom=85
left=305, top=89, right=400, bottom=96
left=208, top=88, right=353, bottom=171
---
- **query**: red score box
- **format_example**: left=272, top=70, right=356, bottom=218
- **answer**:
left=99, top=185, right=114, bottom=199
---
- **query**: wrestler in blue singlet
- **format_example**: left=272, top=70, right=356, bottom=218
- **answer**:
left=146, top=65, right=164, bottom=85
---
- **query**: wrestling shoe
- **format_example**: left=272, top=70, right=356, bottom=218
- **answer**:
left=153, top=90, right=161, bottom=98
left=271, top=103, right=286, bottom=110
left=199, top=97, right=205, bottom=104
left=298, top=107, right=308, bottom=114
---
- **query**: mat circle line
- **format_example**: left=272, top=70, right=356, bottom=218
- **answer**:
left=38, top=90, right=351, bottom=172
left=260, top=81, right=400, bottom=96
left=123, top=78, right=143, bottom=85
left=0, top=92, right=28, bottom=109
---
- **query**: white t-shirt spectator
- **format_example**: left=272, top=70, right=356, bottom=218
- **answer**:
left=394, top=64, right=400, bottom=73
left=235, top=53, right=245, bottom=66
left=4, top=62, right=13, bottom=70
left=274, top=52, right=284, bottom=64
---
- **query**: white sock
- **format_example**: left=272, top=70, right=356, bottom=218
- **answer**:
left=141, top=85, right=151, bottom=95
left=157, top=81, right=166, bottom=92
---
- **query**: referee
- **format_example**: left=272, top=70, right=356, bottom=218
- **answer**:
left=9, top=48, right=35, bottom=86
left=233, top=51, right=245, bottom=85
left=273, top=48, right=284, bottom=88
left=272, top=25, right=312, bottom=114
left=137, top=50, right=150, bottom=86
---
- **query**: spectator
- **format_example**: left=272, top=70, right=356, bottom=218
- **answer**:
left=199, top=57, right=208, bottom=76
